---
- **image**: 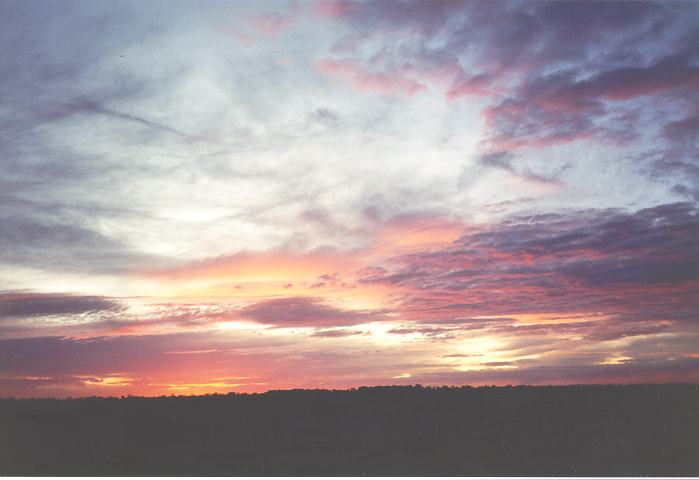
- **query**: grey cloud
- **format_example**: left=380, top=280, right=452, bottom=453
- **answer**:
left=240, top=296, right=385, bottom=327
left=0, top=215, right=153, bottom=274
left=0, top=292, right=120, bottom=319
left=478, top=152, right=561, bottom=186
left=311, top=328, right=366, bottom=338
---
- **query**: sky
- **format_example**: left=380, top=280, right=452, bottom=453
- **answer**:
left=1, top=0, right=698, bottom=398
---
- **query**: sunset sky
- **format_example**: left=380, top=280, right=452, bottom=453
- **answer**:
left=1, top=0, right=698, bottom=397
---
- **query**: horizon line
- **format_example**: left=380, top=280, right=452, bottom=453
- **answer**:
left=3, top=382, right=697, bottom=401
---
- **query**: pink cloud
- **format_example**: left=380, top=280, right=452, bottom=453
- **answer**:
left=315, top=58, right=427, bottom=97
left=446, top=73, right=494, bottom=99
left=359, top=203, right=699, bottom=331
left=248, top=1, right=300, bottom=38
left=312, top=0, right=361, bottom=18
left=219, top=2, right=301, bottom=44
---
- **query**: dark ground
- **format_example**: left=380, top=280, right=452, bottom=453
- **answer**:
left=1, top=384, right=697, bottom=476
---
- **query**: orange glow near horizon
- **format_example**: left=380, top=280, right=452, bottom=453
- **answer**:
left=3, top=209, right=699, bottom=399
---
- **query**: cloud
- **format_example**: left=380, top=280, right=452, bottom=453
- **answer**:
left=315, top=58, right=427, bottom=97
left=0, top=298, right=253, bottom=340
left=311, top=328, right=366, bottom=338
left=0, top=215, right=154, bottom=274
left=310, top=107, right=341, bottom=127
left=239, top=296, right=382, bottom=327
left=478, top=151, right=562, bottom=187
left=312, top=0, right=674, bottom=101
left=561, top=54, right=699, bottom=102
left=483, top=51, right=699, bottom=150
left=664, top=113, right=699, bottom=143
left=1, top=0, right=697, bottom=397
left=312, top=0, right=361, bottom=19
left=248, top=1, right=300, bottom=38
left=66, top=99, right=200, bottom=140
left=387, top=325, right=461, bottom=340
left=141, top=248, right=353, bottom=284
left=651, top=106, right=699, bottom=201
left=313, top=0, right=698, bottom=207
left=410, top=357, right=699, bottom=386
left=360, top=203, right=699, bottom=327
left=0, top=292, right=120, bottom=319
left=0, top=331, right=291, bottom=378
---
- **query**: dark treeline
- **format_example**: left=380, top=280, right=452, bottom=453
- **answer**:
left=1, top=384, right=697, bottom=476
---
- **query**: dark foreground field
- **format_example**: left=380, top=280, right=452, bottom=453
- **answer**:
left=1, top=384, right=698, bottom=476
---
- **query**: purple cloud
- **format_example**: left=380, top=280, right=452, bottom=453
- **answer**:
left=239, top=296, right=384, bottom=327
left=360, top=202, right=699, bottom=332
left=0, top=293, right=120, bottom=319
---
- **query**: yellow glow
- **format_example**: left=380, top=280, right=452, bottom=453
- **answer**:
left=599, top=356, right=633, bottom=365
left=215, top=320, right=266, bottom=331
left=360, top=322, right=415, bottom=346
left=150, top=380, right=269, bottom=394
left=474, top=312, right=606, bottom=325
left=81, top=375, right=133, bottom=387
